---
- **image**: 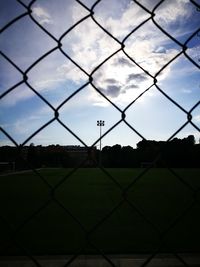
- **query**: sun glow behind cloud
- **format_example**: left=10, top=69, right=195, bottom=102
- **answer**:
left=0, top=0, right=199, bottom=146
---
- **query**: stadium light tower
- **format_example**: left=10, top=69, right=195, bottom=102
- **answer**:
left=97, top=120, right=105, bottom=165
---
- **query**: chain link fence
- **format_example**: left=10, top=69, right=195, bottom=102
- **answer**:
left=0, top=0, right=200, bottom=266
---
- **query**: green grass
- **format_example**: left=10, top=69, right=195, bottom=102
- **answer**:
left=0, top=168, right=200, bottom=255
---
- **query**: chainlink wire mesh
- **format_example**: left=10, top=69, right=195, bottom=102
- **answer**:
left=0, top=0, right=200, bottom=266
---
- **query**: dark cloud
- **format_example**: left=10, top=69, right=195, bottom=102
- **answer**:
left=99, top=74, right=142, bottom=98
left=114, top=57, right=133, bottom=67
left=100, top=85, right=121, bottom=98
left=104, top=78, right=118, bottom=84
left=100, top=82, right=139, bottom=98
left=93, top=70, right=103, bottom=81
left=124, top=84, right=139, bottom=90
left=126, top=73, right=147, bottom=83
left=98, top=71, right=147, bottom=98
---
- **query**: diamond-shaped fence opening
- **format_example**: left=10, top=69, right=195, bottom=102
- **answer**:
left=27, top=51, right=89, bottom=105
left=0, top=0, right=200, bottom=266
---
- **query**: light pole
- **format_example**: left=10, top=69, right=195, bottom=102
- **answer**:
left=97, top=120, right=105, bottom=165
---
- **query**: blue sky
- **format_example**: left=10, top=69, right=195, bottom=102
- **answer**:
left=0, top=0, right=199, bottom=148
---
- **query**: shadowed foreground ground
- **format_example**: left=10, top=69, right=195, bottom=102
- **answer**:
left=0, top=254, right=200, bottom=267
left=0, top=168, right=199, bottom=255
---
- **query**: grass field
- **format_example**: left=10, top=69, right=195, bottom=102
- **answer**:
left=0, top=168, right=200, bottom=255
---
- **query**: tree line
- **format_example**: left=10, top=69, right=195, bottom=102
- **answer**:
left=0, top=135, right=199, bottom=171
left=102, top=135, right=199, bottom=168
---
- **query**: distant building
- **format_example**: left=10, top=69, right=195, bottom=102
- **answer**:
left=65, top=146, right=97, bottom=166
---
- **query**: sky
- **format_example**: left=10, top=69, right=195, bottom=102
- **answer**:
left=0, top=0, right=200, bottom=148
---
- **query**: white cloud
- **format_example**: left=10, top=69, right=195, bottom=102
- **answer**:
left=91, top=52, right=152, bottom=101
left=95, top=1, right=150, bottom=40
left=182, top=89, right=192, bottom=94
left=56, top=62, right=87, bottom=84
left=187, top=45, right=200, bottom=64
left=1, top=0, right=195, bottom=108
left=1, top=85, right=34, bottom=107
left=62, top=17, right=120, bottom=73
left=33, top=78, right=65, bottom=89
left=59, top=1, right=182, bottom=108
left=154, top=0, right=191, bottom=25
left=32, top=6, right=53, bottom=25
left=24, top=46, right=89, bottom=94
left=193, top=115, right=200, bottom=123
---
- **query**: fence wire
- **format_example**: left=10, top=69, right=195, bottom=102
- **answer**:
left=0, top=0, right=200, bottom=266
